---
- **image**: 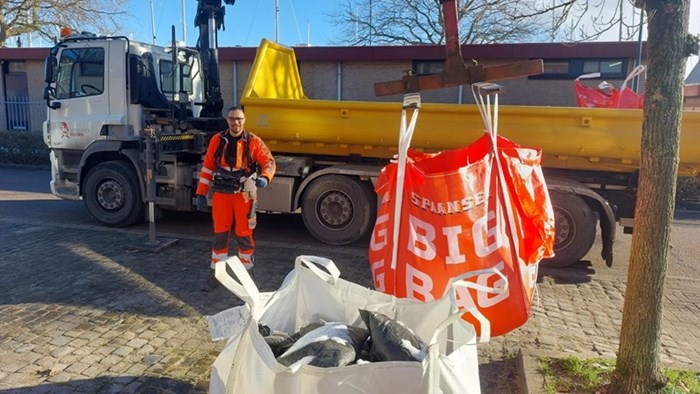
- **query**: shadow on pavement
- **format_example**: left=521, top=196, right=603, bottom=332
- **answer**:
left=537, top=260, right=595, bottom=284
left=0, top=217, right=373, bottom=318
left=0, top=376, right=205, bottom=393
left=478, top=356, right=523, bottom=394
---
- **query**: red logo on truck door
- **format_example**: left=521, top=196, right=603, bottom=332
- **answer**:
left=60, top=122, right=70, bottom=138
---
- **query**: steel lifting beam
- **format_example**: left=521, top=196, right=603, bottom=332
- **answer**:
left=374, top=0, right=543, bottom=97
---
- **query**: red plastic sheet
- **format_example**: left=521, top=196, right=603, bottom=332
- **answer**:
left=574, top=65, right=645, bottom=109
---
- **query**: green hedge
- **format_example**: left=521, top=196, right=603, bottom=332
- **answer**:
left=0, top=130, right=50, bottom=166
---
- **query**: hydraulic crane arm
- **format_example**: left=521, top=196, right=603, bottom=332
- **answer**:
left=195, top=0, right=236, bottom=117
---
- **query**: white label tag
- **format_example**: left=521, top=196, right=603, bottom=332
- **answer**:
left=207, top=305, right=250, bottom=341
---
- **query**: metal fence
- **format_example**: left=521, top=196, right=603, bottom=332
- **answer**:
left=0, top=97, right=45, bottom=132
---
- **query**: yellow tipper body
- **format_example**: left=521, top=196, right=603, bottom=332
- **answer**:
left=242, top=39, right=700, bottom=176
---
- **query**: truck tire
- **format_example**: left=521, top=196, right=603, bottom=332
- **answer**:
left=301, top=175, right=376, bottom=245
left=83, top=161, right=144, bottom=227
left=542, top=191, right=597, bottom=267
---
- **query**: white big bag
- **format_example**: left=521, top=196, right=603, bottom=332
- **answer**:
left=209, top=255, right=504, bottom=394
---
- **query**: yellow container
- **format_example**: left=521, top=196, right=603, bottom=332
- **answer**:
left=242, top=39, right=700, bottom=176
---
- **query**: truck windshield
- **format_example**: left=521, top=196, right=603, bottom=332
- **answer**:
left=55, top=48, right=105, bottom=99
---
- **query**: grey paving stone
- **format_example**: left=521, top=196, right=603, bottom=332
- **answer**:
left=0, top=220, right=698, bottom=394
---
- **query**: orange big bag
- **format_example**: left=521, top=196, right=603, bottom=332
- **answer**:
left=368, top=85, right=555, bottom=337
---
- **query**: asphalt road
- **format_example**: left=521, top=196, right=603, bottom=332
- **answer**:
left=2, top=165, right=698, bottom=280
left=0, top=165, right=342, bottom=250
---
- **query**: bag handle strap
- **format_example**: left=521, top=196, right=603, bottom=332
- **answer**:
left=472, top=81, right=527, bottom=268
left=620, top=64, right=645, bottom=91
left=443, top=266, right=507, bottom=344
left=294, top=255, right=340, bottom=284
left=575, top=72, right=601, bottom=81
left=425, top=266, right=510, bottom=349
left=425, top=267, right=507, bottom=393
left=215, top=256, right=261, bottom=314
left=471, top=82, right=502, bottom=139
left=390, top=92, right=422, bottom=270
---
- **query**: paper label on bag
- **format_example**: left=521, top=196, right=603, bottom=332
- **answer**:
left=207, top=305, right=250, bottom=341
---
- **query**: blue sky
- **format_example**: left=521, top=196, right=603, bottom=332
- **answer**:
left=126, top=0, right=336, bottom=47
left=123, top=0, right=698, bottom=74
left=125, top=0, right=700, bottom=48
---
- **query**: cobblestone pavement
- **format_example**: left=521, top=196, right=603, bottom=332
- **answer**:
left=0, top=217, right=698, bottom=393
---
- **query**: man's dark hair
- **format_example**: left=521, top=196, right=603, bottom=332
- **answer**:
left=227, top=106, right=244, bottom=113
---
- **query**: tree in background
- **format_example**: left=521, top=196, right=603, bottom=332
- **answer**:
left=328, top=0, right=649, bottom=45
left=0, top=0, right=128, bottom=48
left=611, top=1, right=698, bottom=392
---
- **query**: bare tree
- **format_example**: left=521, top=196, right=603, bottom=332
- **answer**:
left=0, top=0, right=128, bottom=48
left=610, top=1, right=698, bottom=392
left=328, top=0, right=653, bottom=45
left=329, top=0, right=551, bottom=45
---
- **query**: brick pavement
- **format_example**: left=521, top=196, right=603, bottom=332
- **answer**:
left=0, top=217, right=698, bottom=393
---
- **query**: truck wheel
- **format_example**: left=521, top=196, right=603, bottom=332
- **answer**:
left=542, top=191, right=596, bottom=267
left=83, top=161, right=144, bottom=227
left=301, top=175, right=376, bottom=245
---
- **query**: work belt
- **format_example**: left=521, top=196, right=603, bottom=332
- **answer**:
left=211, top=167, right=245, bottom=194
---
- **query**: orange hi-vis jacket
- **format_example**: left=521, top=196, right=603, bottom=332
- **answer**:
left=196, top=130, right=276, bottom=196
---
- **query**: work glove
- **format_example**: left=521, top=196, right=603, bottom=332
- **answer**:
left=196, top=195, right=208, bottom=212
left=255, top=177, right=268, bottom=188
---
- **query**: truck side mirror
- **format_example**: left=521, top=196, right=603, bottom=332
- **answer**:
left=44, top=57, right=56, bottom=83
left=44, top=86, right=61, bottom=109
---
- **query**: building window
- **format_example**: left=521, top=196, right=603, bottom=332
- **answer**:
left=413, top=60, right=444, bottom=75
left=2, top=60, right=30, bottom=130
left=530, top=58, right=628, bottom=79
left=543, top=60, right=570, bottom=76
left=583, top=60, right=624, bottom=75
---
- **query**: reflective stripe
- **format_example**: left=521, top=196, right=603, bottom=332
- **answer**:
left=202, top=167, right=213, bottom=175
left=200, top=178, right=210, bottom=185
left=212, top=251, right=228, bottom=261
left=238, top=251, right=255, bottom=269
left=236, top=140, right=243, bottom=169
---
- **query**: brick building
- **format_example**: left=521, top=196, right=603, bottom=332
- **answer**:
left=685, top=61, right=700, bottom=109
left=1, top=40, right=648, bottom=132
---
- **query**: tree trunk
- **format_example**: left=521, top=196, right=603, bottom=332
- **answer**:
left=611, top=0, right=690, bottom=392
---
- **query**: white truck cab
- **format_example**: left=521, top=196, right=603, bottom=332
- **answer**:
left=43, top=31, right=210, bottom=226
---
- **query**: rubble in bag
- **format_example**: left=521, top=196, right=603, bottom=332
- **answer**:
left=359, top=309, right=427, bottom=362
left=258, top=324, right=271, bottom=337
left=264, top=331, right=296, bottom=357
left=276, top=322, right=369, bottom=368
left=259, top=322, right=325, bottom=357
left=292, top=322, right=325, bottom=339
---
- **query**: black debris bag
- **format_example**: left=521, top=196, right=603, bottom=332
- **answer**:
left=276, top=323, right=369, bottom=368
left=359, top=309, right=427, bottom=362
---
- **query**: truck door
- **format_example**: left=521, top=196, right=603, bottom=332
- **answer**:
left=46, top=41, right=115, bottom=151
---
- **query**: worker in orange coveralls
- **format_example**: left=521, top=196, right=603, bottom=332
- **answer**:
left=196, top=106, right=276, bottom=291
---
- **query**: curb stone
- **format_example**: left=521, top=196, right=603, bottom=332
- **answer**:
left=518, top=349, right=548, bottom=394
left=516, top=349, right=700, bottom=394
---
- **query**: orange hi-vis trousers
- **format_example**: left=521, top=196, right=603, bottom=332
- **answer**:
left=211, top=192, right=255, bottom=269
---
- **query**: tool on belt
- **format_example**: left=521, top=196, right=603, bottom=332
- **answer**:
left=242, top=174, right=258, bottom=229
